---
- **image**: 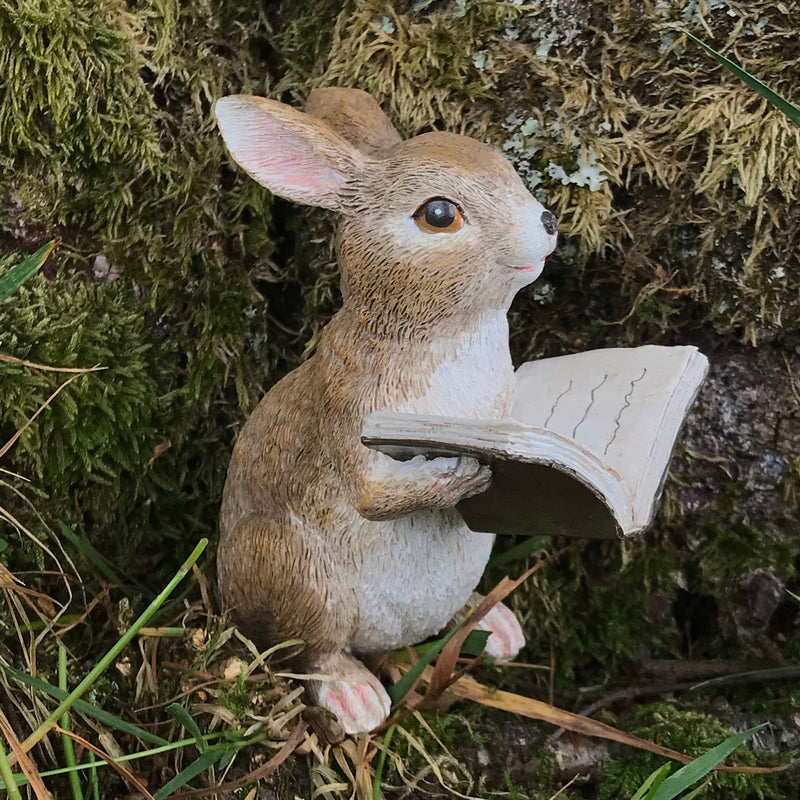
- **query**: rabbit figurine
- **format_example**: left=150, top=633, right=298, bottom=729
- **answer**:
left=215, top=88, right=558, bottom=734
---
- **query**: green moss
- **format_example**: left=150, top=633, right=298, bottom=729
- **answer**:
left=780, top=456, right=800, bottom=506
left=217, top=672, right=249, bottom=719
left=692, top=516, right=797, bottom=590
left=784, top=629, right=800, bottom=662
left=732, top=683, right=800, bottom=719
left=0, top=0, right=295, bottom=579
left=277, top=0, right=521, bottom=134
left=1, top=0, right=160, bottom=171
left=599, top=702, right=784, bottom=800
left=521, top=749, right=582, bottom=800
left=484, top=535, right=679, bottom=687
left=1, top=275, right=160, bottom=515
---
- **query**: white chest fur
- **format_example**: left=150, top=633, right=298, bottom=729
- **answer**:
left=351, top=509, right=494, bottom=653
left=350, top=311, right=513, bottom=653
left=396, top=310, right=514, bottom=418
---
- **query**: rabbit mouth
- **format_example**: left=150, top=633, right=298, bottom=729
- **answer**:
left=512, top=263, right=544, bottom=273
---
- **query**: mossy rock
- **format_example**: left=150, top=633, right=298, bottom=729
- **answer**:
left=599, top=702, right=784, bottom=800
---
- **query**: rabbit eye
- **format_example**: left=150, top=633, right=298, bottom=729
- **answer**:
left=413, top=197, right=464, bottom=233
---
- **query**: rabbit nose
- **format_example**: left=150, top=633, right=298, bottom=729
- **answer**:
left=541, top=210, right=557, bottom=236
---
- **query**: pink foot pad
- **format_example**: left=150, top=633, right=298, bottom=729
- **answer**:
left=476, top=602, right=525, bottom=661
left=315, top=674, right=391, bottom=735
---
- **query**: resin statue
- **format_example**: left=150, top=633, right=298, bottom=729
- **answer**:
left=214, top=87, right=557, bottom=733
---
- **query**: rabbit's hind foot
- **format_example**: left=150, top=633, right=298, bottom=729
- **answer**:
left=306, top=651, right=392, bottom=734
left=477, top=601, right=525, bottom=661
left=455, top=594, right=525, bottom=661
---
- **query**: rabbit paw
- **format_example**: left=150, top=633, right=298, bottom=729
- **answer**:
left=308, top=654, right=391, bottom=734
left=432, top=456, right=492, bottom=505
left=476, top=602, right=525, bottom=661
left=317, top=677, right=391, bottom=735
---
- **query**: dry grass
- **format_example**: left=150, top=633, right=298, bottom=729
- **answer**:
left=3, top=524, right=793, bottom=799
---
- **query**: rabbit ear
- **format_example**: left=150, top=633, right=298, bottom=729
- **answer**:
left=304, top=87, right=402, bottom=157
left=214, top=95, right=365, bottom=211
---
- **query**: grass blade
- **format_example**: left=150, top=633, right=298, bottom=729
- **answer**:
left=54, top=725, right=155, bottom=800
left=21, top=538, right=208, bottom=753
left=153, top=748, right=222, bottom=800
left=2, top=733, right=238, bottom=789
left=372, top=724, right=396, bottom=800
left=59, top=645, right=85, bottom=800
left=0, top=741, right=23, bottom=800
left=4, top=667, right=168, bottom=746
left=488, top=535, right=547, bottom=568
left=388, top=624, right=462, bottom=705
left=459, top=629, right=490, bottom=657
left=651, top=723, right=767, bottom=800
left=445, top=670, right=695, bottom=763
left=0, top=241, right=55, bottom=301
left=58, top=522, right=125, bottom=586
left=166, top=703, right=206, bottom=753
left=390, top=627, right=490, bottom=706
left=678, top=780, right=712, bottom=800
left=413, top=629, right=490, bottom=660
left=688, top=665, right=800, bottom=692
left=87, top=752, right=99, bottom=800
left=631, top=763, right=671, bottom=800
left=685, top=32, right=800, bottom=127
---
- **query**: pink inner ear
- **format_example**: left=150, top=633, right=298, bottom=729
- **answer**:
left=252, top=151, right=344, bottom=193
left=217, top=99, right=349, bottom=208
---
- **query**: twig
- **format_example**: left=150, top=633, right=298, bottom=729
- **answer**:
left=191, top=563, right=214, bottom=628
left=550, top=665, right=800, bottom=743
left=0, top=711, right=50, bottom=799
left=783, top=354, right=800, bottom=407
left=0, top=354, right=105, bottom=374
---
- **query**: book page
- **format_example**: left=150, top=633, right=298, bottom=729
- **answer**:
left=511, top=345, right=708, bottom=522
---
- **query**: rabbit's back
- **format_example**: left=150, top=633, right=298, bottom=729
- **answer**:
left=219, top=357, right=324, bottom=537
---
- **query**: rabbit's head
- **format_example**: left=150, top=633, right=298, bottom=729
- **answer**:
left=215, top=92, right=557, bottom=337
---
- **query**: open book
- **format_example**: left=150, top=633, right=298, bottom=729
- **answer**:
left=362, top=346, right=709, bottom=539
